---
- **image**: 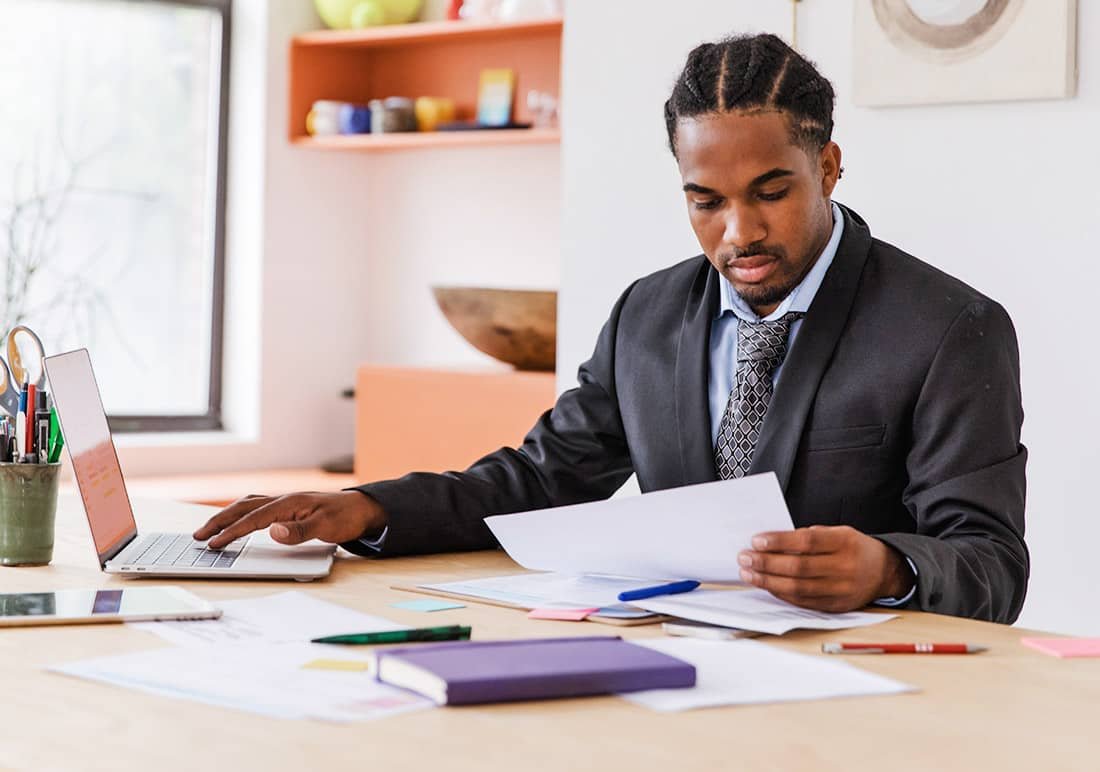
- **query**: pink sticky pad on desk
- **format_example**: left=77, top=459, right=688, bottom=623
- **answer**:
left=527, top=607, right=599, bottom=621
left=1021, top=637, right=1100, bottom=657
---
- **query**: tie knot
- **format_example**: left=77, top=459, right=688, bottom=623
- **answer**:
left=738, top=311, right=804, bottom=365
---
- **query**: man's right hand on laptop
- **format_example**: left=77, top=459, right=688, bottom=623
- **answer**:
left=194, top=491, right=387, bottom=549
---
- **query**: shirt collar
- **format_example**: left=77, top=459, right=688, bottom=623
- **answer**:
left=717, top=201, right=845, bottom=323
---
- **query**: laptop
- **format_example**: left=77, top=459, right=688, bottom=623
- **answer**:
left=43, top=349, right=335, bottom=580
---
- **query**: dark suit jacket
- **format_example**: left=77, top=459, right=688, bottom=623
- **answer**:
left=348, top=204, right=1028, bottom=624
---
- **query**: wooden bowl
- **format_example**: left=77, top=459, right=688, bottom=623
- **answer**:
left=432, top=286, right=557, bottom=371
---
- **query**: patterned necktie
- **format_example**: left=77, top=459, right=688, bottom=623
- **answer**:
left=714, top=311, right=804, bottom=479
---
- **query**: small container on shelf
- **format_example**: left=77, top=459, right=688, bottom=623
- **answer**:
left=306, top=100, right=344, bottom=136
left=338, top=103, right=372, bottom=134
left=414, top=97, right=456, bottom=131
left=308, top=100, right=372, bottom=135
left=526, top=89, right=558, bottom=129
left=369, top=96, right=418, bottom=133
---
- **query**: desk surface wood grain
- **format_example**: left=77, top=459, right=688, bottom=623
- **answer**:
left=0, top=495, right=1094, bottom=772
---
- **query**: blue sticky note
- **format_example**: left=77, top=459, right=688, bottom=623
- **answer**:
left=391, top=598, right=466, bottom=612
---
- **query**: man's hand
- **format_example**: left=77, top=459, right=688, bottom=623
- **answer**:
left=738, top=525, right=914, bottom=613
left=193, top=491, right=387, bottom=550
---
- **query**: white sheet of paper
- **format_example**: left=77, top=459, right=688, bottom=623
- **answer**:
left=50, top=642, right=432, bottom=722
left=622, top=638, right=916, bottom=711
left=420, top=572, right=659, bottom=609
left=484, top=473, right=791, bottom=581
left=130, top=591, right=407, bottom=647
left=632, top=589, right=896, bottom=635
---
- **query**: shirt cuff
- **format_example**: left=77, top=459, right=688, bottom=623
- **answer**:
left=357, top=525, right=389, bottom=553
left=872, top=556, right=918, bottom=607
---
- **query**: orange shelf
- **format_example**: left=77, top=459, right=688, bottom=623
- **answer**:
left=288, top=16, right=562, bottom=146
left=292, top=16, right=563, bottom=49
left=291, top=127, right=559, bottom=151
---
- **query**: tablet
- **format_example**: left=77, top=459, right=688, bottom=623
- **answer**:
left=0, top=586, right=221, bottom=627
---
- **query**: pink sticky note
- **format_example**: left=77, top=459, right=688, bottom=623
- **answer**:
left=527, top=607, right=599, bottom=621
left=1021, top=637, right=1100, bottom=658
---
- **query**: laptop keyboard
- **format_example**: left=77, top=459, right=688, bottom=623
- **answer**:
left=125, top=533, right=250, bottom=569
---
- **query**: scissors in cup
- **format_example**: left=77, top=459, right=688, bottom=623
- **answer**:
left=0, top=325, right=47, bottom=418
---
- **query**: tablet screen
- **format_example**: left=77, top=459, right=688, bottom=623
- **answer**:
left=0, top=587, right=219, bottom=626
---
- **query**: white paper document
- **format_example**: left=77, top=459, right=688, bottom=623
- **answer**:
left=130, top=590, right=407, bottom=647
left=485, top=473, right=792, bottom=581
left=622, top=638, right=916, bottom=711
left=419, top=572, right=662, bottom=614
left=50, top=642, right=432, bottom=722
left=632, top=589, right=896, bottom=635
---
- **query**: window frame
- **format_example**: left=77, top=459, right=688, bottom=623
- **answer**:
left=104, top=0, right=232, bottom=433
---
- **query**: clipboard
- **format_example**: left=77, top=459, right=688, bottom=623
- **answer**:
left=389, top=583, right=667, bottom=627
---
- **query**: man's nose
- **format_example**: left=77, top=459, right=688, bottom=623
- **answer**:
left=722, top=206, right=766, bottom=250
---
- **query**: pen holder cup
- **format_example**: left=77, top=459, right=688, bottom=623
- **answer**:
left=0, top=462, right=61, bottom=566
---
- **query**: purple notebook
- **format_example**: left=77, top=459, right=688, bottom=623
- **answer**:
left=374, top=636, right=695, bottom=705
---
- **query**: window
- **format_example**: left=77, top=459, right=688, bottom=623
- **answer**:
left=0, top=0, right=230, bottom=431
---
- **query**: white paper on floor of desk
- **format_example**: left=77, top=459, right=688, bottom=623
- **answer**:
left=621, top=638, right=916, bottom=712
left=632, top=589, right=896, bottom=635
left=50, top=642, right=432, bottom=722
left=419, top=572, right=663, bottom=613
left=130, top=590, right=408, bottom=647
left=484, top=473, right=791, bottom=581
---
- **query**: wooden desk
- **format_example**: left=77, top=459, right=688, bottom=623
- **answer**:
left=2, top=495, right=1096, bottom=772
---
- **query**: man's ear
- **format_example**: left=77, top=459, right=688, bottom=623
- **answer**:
left=820, top=141, right=842, bottom=197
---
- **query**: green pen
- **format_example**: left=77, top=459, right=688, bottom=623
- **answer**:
left=47, top=407, right=64, bottom=463
left=311, top=625, right=471, bottom=645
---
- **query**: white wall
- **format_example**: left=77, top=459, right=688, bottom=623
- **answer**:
left=560, top=0, right=1100, bottom=635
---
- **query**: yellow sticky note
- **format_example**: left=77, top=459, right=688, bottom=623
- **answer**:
left=302, top=658, right=370, bottom=672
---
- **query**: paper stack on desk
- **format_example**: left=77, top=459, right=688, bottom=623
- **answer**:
left=129, top=590, right=408, bottom=647
left=51, top=641, right=432, bottom=721
left=415, top=571, right=663, bottom=619
left=622, top=638, right=916, bottom=711
left=632, top=588, right=896, bottom=635
left=51, top=591, right=433, bottom=722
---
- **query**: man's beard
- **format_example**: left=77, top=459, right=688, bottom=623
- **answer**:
left=721, top=244, right=799, bottom=311
left=734, top=271, right=801, bottom=310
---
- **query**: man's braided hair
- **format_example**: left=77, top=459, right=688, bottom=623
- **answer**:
left=664, top=33, right=835, bottom=158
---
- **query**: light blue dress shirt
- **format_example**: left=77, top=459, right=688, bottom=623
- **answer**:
left=708, top=202, right=915, bottom=607
left=708, top=202, right=845, bottom=444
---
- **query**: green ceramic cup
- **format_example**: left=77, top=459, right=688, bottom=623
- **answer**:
left=0, top=462, right=61, bottom=566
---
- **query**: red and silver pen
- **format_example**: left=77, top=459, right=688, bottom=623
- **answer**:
left=822, top=642, right=988, bottom=654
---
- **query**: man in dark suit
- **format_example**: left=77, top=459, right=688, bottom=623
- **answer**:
left=196, top=34, right=1027, bottom=623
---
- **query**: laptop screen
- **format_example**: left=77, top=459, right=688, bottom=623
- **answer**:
left=43, top=349, right=137, bottom=562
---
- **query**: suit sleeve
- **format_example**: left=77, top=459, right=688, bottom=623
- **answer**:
left=875, top=300, right=1029, bottom=623
left=341, top=285, right=638, bottom=557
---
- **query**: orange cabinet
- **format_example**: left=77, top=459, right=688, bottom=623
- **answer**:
left=355, top=365, right=556, bottom=480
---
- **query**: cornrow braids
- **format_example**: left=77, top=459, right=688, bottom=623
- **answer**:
left=664, top=33, right=835, bottom=158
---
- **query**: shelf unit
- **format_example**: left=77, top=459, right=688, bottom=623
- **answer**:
left=288, top=16, right=563, bottom=151
left=286, top=16, right=564, bottom=476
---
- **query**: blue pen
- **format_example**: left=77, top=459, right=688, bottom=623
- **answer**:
left=617, top=580, right=701, bottom=603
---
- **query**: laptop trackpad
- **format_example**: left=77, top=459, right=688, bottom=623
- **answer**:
left=238, top=530, right=336, bottom=563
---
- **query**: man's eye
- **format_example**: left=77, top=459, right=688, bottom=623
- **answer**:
left=693, top=199, right=722, bottom=210
left=758, top=189, right=789, bottom=202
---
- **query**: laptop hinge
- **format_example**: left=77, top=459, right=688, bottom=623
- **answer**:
left=99, top=529, right=139, bottom=568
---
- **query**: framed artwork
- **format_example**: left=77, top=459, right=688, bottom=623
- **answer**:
left=853, top=0, right=1078, bottom=106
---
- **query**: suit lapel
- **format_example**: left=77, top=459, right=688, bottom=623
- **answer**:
left=674, top=259, right=720, bottom=486
left=747, top=204, right=873, bottom=490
